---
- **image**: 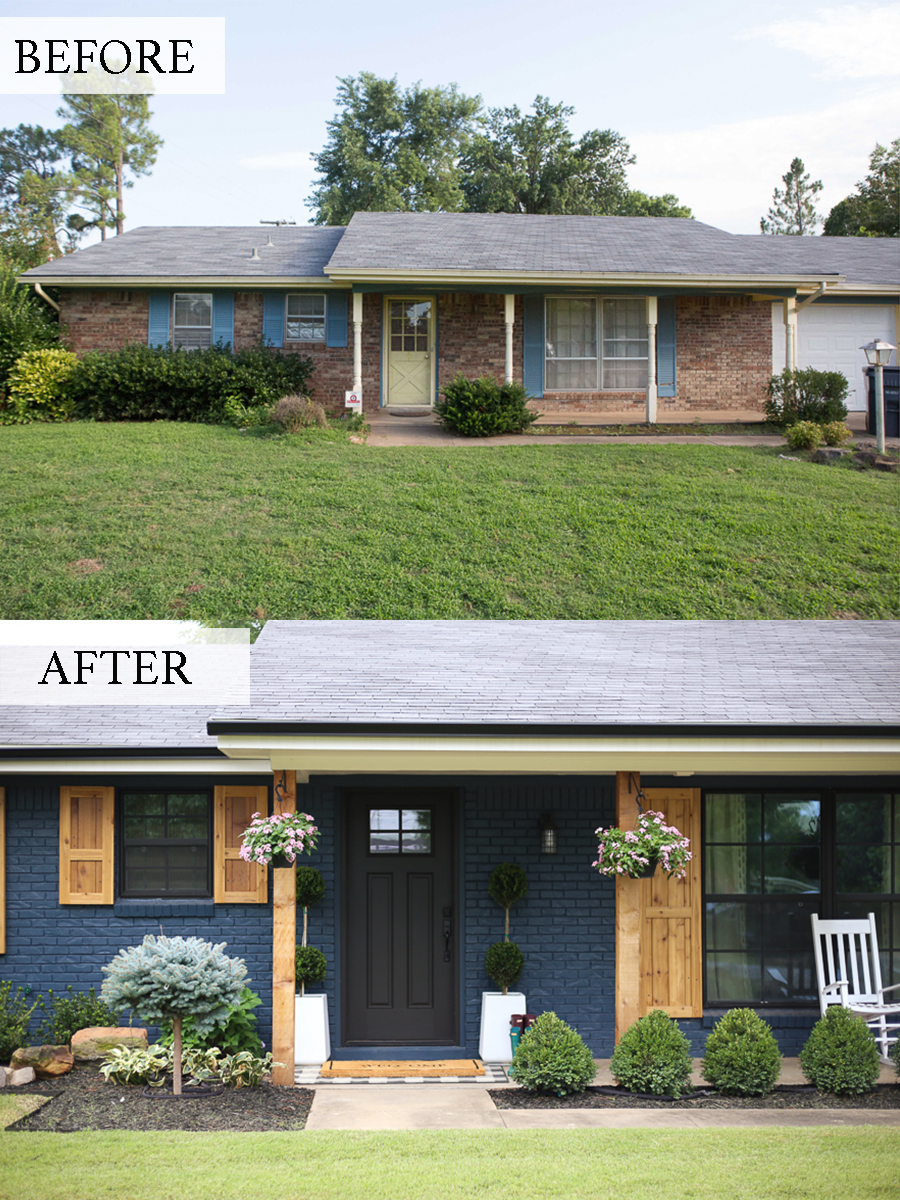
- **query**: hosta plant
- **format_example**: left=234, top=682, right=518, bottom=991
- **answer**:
left=100, top=1043, right=169, bottom=1087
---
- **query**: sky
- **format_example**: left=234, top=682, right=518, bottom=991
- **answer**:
left=0, top=0, right=897, bottom=238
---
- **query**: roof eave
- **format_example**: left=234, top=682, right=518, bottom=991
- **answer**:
left=324, top=268, right=846, bottom=289
left=18, top=275, right=341, bottom=288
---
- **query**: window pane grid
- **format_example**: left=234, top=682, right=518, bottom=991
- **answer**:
left=121, top=791, right=211, bottom=898
left=369, top=807, right=432, bottom=854
left=545, top=297, right=649, bottom=392
left=286, top=293, right=326, bottom=341
left=173, top=294, right=212, bottom=350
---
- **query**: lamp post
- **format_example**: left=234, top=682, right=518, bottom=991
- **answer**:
left=861, top=339, right=896, bottom=455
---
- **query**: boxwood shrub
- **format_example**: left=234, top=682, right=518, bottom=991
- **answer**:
left=764, top=367, right=849, bottom=428
left=65, top=343, right=315, bottom=423
left=510, top=1011, right=596, bottom=1095
left=610, top=1009, right=693, bottom=1098
left=435, top=375, right=540, bottom=437
left=701, top=1008, right=781, bottom=1096
left=799, top=1006, right=880, bottom=1095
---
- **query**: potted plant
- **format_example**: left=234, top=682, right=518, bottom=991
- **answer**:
left=592, top=810, right=691, bottom=880
left=479, top=863, right=528, bottom=1063
left=239, top=809, right=319, bottom=868
left=294, top=866, right=330, bottom=1064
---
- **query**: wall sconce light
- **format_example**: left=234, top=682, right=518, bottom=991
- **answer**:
left=539, top=812, right=558, bottom=855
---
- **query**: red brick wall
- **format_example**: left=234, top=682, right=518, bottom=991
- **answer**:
left=671, top=295, right=771, bottom=412
left=59, top=289, right=149, bottom=353
left=436, top=293, right=523, bottom=390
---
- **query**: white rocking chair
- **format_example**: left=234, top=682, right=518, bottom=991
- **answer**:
left=811, top=912, right=900, bottom=1065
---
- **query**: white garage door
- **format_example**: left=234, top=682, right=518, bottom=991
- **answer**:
left=771, top=303, right=896, bottom=410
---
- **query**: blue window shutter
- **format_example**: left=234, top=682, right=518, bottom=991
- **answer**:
left=212, top=292, right=234, bottom=347
left=262, top=292, right=284, bottom=348
left=657, top=296, right=676, bottom=397
left=523, top=294, right=544, bottom=397
left=326, top=292, right=349, bottom=348
left=148, top=292, right=170, bottom=347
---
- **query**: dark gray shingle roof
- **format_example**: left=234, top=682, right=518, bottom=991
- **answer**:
left=23, top=226, right=346, bottom=280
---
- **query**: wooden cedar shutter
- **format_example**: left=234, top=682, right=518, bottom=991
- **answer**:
left=0, top=787, right=5, bottom=952
left=59, top=786, right=115, bottom=905
left=638, top=788, right=702, bottom=1018
left=214, top=785, right=268, bottom=903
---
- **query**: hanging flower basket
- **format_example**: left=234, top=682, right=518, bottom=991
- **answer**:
left=239, top=811, right=319, bottom=867
left=592, top=811, right=691, bottom=880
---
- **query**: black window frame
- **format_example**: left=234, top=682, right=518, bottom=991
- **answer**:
left=118, top=787, right=214, bottom=899
left=702, top=786, right=900, bottom=1008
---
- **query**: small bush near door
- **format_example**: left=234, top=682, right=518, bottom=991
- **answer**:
left=435, top=375, right=540, bottom=437
left=764, top=367, right=849, bottom=428
left=610, top=1008, right=693, bottom=1098
left=701, top=1008, right=782, bottom=1096
left=799, top=1006, right=880, bottom=1094
left=510, top=1011, right=596, bottom=1095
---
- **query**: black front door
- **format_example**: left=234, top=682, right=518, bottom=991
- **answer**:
left=342, top=787, right=458, bottom=1046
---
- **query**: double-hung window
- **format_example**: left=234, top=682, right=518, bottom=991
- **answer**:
left=545, top=297, right=648, bottom=391
left=120, top=790, right=212, bottom=898
left=173, top=293, right=213, bottom=349
left=285, top=294, right=326, bottom=342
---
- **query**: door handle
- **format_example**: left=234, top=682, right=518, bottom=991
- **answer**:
left=443, top=919, right=452, bottom=962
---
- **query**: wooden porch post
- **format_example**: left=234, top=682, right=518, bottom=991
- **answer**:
left=352, top=292, right=363, bottom=395
left=271, top=769, right=296, bottom=1086
left=614, top=770, right=642, bottom=1043
left=504, top=294, right=515, bottom=383
left=645, top=297, right=658, bottom=425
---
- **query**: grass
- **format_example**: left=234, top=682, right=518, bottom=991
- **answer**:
left=0, top=1096, right=45, bottom=1130
left=0, top=1128, right=898, bottom=1199
left=1, top=422, right=897, bottom=624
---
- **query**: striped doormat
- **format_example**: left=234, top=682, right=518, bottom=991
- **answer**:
left=320, top=1059, right=485, bottom=1078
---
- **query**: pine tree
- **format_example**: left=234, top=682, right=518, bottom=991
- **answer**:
left=760, top=157, right=823, bottom=235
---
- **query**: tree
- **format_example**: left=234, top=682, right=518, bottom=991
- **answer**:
left=307, top=73, right=481, bottom=225
left=58, top=72, right=162, bottom=238
left=0, top=257, right=59, bottom=390
left=0, top=124, right=78, bottom=259
left=760, top=157, right=823, bottom=235
left=824, top=138, right=899, bottom=237
left=617, top=190, right=694, bottom=219
left=461, top=95, right=634, bottom=215
left=101, top=935, right=246, bottom=1095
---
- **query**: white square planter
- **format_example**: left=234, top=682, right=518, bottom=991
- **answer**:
left=294, top=993, right=331, bottom=1065
left=478, top=991, right=526, bottom=1063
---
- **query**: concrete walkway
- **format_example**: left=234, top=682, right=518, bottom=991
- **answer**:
left=305, top=1058, right=900, bottom=1130
left=361, top=409, right=899, bottom=450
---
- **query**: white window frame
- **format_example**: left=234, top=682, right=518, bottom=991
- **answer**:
left=172, top=293, right=213, bottom=350
left=285, top=293, right=326, bottom=343
left=544, top=296, right=649, bottom=392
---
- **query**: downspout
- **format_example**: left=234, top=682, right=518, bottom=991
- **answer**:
left=795, top=281, right=830, bottom=313
left=785, top=282, right=829, bottom=371
left=32, top=282, right=60, bottom=313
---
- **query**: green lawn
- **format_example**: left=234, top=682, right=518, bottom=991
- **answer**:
left=1, top=423, right=897, bottom=624
left=1, top=1128, right=898, bottom=1199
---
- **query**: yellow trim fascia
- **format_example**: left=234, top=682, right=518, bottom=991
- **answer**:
left=18, top=276, right=342, bottom=289
left=216, top=733, right=900, bottom=776
left=326, top=268, right=845, bottom=288
left=0, top=756, right=272, bottom=774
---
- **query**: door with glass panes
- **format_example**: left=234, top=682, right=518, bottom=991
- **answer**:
left=385, top=298, right=434, bottom=406
left=342, top=788, right=458, bottom=1045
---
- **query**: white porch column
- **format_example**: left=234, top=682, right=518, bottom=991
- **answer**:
left=784, top=298, right=797, bottom=371
left=504, top=294, right=515, bottom=384
left=352, top=292, right=363, bottom=394
left=646, top=296, right=658, bottom=424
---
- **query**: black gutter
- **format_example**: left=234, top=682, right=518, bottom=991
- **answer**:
left=0, top=746, right=226, bottom=761
left=206, top=721, right=898, bottom=739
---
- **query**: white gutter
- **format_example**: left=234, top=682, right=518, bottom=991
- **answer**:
left=33, top=282, right=59, bottom=312
left=795, top=281, right=830, bottom=312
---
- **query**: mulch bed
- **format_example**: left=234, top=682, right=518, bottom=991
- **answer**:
left=8, top=1065, right=314, bottom=1132
left=490, top=1084, right=900, bottom=1110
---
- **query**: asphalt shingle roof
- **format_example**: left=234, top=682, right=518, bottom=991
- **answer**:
left=3, top=621, right=897, bottom=750
left=22, top=226, right=345, bottom=279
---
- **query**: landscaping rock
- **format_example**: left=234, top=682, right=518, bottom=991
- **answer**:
left=813, top=447, right=852, bottom=463
left=10, top=1045, right=74, bottom=1077
left=0, top=1065, right=7, bottom=1087
left=71, top=1026, right=148, bottom=1062
left=8, top=1067, right=36, bottom=1086
left=854, top=449, right=899, bottom=472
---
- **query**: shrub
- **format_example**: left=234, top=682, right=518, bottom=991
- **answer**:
left=701, top=1008, right=782, bottom=1096
left=785, top=420, right=823, bottom=450
left=295, top=946, right=327, bottom=992
left=0, top=259, right=59, bottom=392
left=610, top=1009, right=693, bottom=1098
left=488, top=863, right=528, bottom=940
left=270, top=394, right=327, bottom=432
left=822, top=420, right=852, bottom=447
left=764, top=367, right=849, bottom=428
left=0, top=981, right=40, bottom=1063
left=435, top=375, right=540, bottom=437
left=799, top=1006, right=880, bottom=1095
left=890, top=1038, right=900, bottom=1078
left=158, top=986, right=263, bottom=1057
left=35, top=985, right=122, bottom=1046
left=510, top=1011, right=596, bottom=1095
left=484, top=941, right=524, bottom=994
left=222, top=395, right=271, bottom=429
left=65, top=343, right=314, bottom=423
left=1, top=347, right=77, bottom=423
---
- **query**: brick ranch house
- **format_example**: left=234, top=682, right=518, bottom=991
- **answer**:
left=23, top=213, right=900, bottom=420
left=1, top=620, right=898, bottom=1082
